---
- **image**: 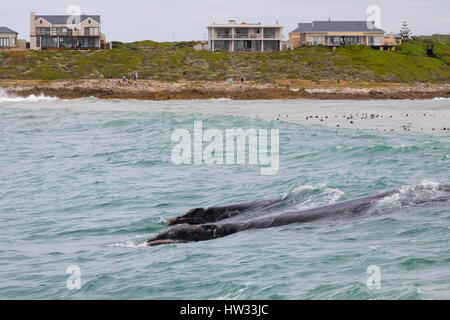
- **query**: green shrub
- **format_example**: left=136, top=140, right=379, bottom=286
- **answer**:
left=0, top=40, right=448, bottom=82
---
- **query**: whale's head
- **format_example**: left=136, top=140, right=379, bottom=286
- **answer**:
left=144, top=224, right=218, bottom=246
left=167, top=207, right=206, bottom=226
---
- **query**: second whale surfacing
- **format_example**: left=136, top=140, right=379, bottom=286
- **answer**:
left=144, top=184, right=450, bottom=247
left=166, top=198, right=284, bottom=226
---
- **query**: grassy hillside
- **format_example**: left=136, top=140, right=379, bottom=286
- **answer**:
left=0, top=40, right=449, bottom=83
left=414, top=34, right=450, bottom=43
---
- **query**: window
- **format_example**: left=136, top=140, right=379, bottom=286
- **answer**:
left=330, top=36, right=341, bottom=46
left=36, top=27, right=50, bottom=36
left=213, top=40, right=230, bottom=51
left=216, top=28, right=231, bottom=38
left=263, top=40, right=280, bottom=51
left=0, top=38, right=11, bottom=47
left=235, top=28, right=249, bottom=38
left=52, top=27, right=72, bottom=36
left=84, top=27, right=99, bottom=36
left=263, top=28, right=277, bottom=38
left=234, top=40, right=261, bottom=51
left=41, top=37, right=58, bottom=48
left=309, top=36, right=325, bottom=45
left=59, top=37, right=78, bottom=48
left=342, top=36, right=363, bottom=45
left=368, top=36, right=382, bottom=46
left=36, top=37, right=40, bottom=47
left=80, top=37, right=99, bottom=48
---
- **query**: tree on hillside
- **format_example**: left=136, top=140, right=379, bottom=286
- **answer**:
left=399, top=21, right=412, bottom=41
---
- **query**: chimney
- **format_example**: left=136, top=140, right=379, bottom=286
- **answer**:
left=328, top=17, right=331, bottom=22
left=30, top=12, right=36, bottom=36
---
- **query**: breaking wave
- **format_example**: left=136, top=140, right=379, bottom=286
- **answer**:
left=282, top=184, right=345, bottom=209
left=265, top=180, right=449, bottom=220
left=109, top=239, right=147, bottom=248
left=374, top=180, right=449, bottom=210
left=0, top=89, right=58, bottom=103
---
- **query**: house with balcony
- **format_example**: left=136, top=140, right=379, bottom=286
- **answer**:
left=208, top=20, right=283, bottom=52
left=0, top=27, right=18, bottom=48
left=289, top=21, right=387, bottom=49
left=30, top=12, right=106, bottom=50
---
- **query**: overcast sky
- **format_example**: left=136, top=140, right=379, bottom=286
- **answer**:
left=2, top=0, right=449, bottom=42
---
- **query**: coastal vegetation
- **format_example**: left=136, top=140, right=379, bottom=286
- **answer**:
left=0, top=38, right=449, bottom=83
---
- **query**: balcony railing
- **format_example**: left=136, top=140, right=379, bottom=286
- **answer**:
left=84, top=28, right=100, bottom=36
left=52, top=30, right=73, bottom=36
left=214, top=33, right=279, bottom=39
left=216, top=34, right=267, bottom=39
left=236, top=33, right=265, bottom=39
left=235, top=33, right=249, bottom=38
left=216, top=33, right=232, bottom=38
left=36, top=28, right=51, bottom=36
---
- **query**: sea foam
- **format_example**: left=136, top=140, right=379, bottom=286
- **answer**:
left=0, top=88, right=57, bottom=103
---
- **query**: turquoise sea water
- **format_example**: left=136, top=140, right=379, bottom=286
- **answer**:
left=0, top=96, right=449, bottom=299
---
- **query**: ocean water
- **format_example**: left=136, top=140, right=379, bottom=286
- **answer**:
left=0, top=93, right=449, bottom=299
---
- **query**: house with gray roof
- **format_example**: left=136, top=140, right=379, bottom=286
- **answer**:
left=0, top=27, right=19, bottom=48
left=289, top=20, right=388, bottom=49
left=30, top=12, right=106, bottom=50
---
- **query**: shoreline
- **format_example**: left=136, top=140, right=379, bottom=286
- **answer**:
left=3, top=79, right=450, bottom=101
